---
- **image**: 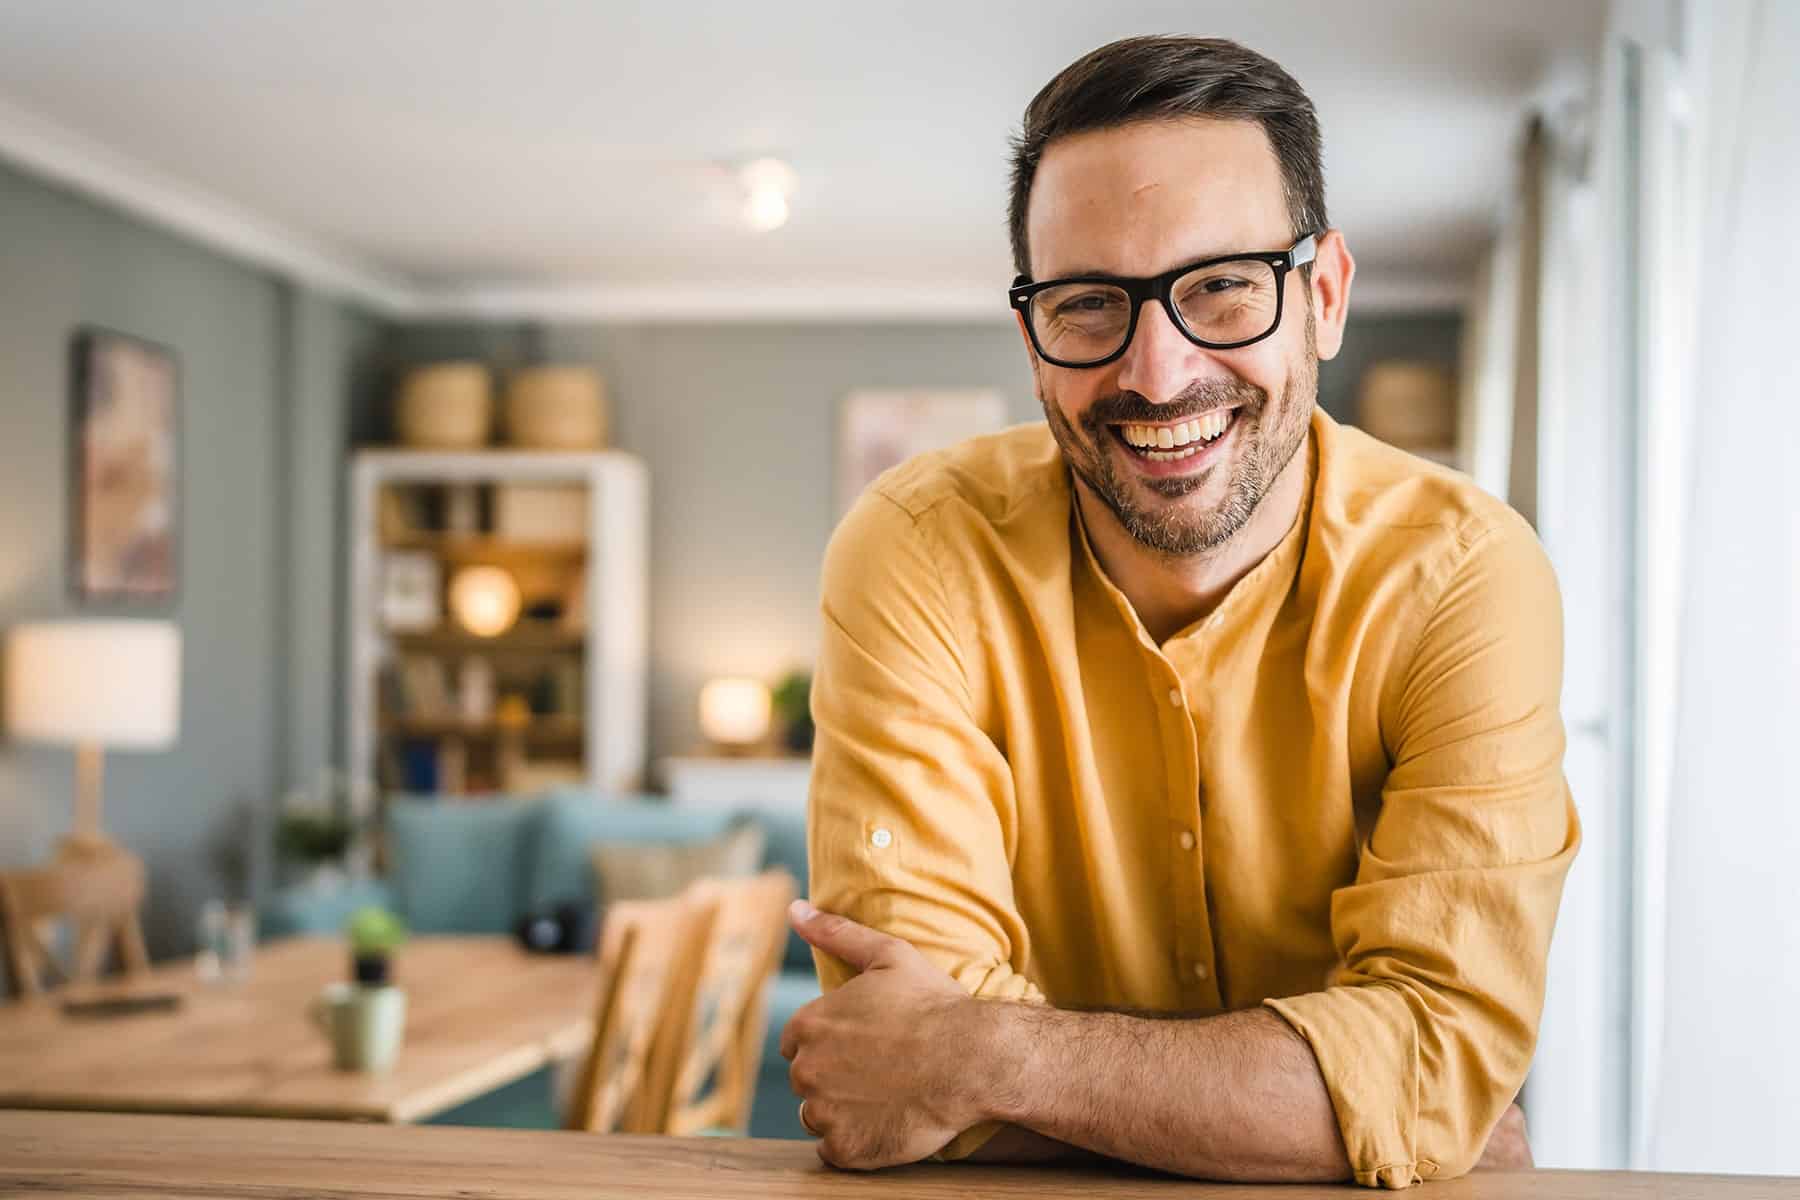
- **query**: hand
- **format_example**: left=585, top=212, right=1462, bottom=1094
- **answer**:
left=779, top=901, right=990, bottom=1169
left=1476, top=1103, right=1533, bottom=1170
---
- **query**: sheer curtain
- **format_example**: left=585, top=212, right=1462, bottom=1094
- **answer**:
left=1519, top=0, right=1798, bottom=1171
left=1644, top=0, right=1800, bottom=1171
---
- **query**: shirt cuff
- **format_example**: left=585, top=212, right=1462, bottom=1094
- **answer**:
left=1264, top=989, right=1438, bottom=1189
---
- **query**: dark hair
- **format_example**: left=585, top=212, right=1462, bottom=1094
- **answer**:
left=1008, top=35, right=1327, bottom=278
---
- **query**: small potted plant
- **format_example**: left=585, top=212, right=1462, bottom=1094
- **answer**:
left=312, top=906, right=410, bottom=1073
left=276, top=808, right=353, bottom=888
left=346, top=905, right=408, bottom=986
left=771, top=668, right=814, bottom=754
left=275, top=769, right=376, bottom=889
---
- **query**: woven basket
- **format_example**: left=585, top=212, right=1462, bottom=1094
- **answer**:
left=504, top=366, right=608, bottom=449
left=394, top=362, right=493, bottom=448
left=1356, top=360, right=1456, bottom=449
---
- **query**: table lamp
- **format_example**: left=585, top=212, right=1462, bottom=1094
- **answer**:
left=4, top=620, right=181, bottom=856
left=699, top=677, right=771, bottom=754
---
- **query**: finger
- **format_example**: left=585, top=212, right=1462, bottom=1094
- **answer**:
left=816, top=1129, right=857, bottom=1172
left=780, top=996, right=825, bottom=1062
left=798, top=1098, right=823, bottom=1138
left=788, top=900, right=906, bottom=974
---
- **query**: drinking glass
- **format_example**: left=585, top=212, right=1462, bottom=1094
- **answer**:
left=196, top=900, right=256, bottom=984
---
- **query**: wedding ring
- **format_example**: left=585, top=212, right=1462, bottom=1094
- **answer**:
left=798, top=1099, right=821, bottom=1137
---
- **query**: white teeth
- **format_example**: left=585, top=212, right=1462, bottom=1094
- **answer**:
left=1119, top=410, right=1235, bottom=450
left=1143, top=443, right=1203, bottom=462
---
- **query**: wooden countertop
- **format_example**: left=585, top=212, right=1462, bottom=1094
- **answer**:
left=3, top=1110, right=1794, bottom=1199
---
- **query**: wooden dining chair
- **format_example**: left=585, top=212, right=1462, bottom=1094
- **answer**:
left=628, top=869, right=797, bottom=1136
left=563, top=895, right=696, bottom=1132
left=0, top=848, right=150, bottom=996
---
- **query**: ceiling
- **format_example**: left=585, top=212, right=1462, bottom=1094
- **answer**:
left=0, top=0, right=1605, bottom=319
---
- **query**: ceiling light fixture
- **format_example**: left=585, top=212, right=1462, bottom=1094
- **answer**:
left=738, top=157, right=795, bottom=233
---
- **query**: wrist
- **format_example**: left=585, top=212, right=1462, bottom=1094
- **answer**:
left=967, top=997, right=1036, bottom=1127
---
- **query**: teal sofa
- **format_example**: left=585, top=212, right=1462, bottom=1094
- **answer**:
left=261, top=789, right=818, bottom=1139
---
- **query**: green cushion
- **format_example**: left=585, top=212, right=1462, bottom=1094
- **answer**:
left=260, top=877, right=394, bottom=940
left=525, top=789, right=743, bottom=912
left=755, top=808, right=813, bottom=970
left=386, top=795, right=540, bottom=934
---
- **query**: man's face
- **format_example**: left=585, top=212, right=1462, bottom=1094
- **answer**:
left=1022, top=118, right=1332, bottom=556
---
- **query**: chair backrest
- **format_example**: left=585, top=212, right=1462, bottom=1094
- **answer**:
left=0, top=849, right=150, bottom=996
left=629, top=869, right=796, bottom=1136
left=563, top=894, right=695, bottom=1133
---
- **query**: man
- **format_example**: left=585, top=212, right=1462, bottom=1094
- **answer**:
left=779, top=35, right=1577, bottom=1188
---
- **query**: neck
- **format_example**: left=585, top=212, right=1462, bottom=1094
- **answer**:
left=1076, top=437, right=1310, bottom=645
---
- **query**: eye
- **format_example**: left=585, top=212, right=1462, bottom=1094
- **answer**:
left=1056, top=292, right=1117, bottom=316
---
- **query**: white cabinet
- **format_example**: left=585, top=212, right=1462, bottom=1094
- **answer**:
left=346, top=450, right=649, bottom=799
left=661, top=756, right=811, bottom=813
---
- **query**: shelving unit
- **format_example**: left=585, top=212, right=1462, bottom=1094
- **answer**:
left=346, top=450, right=649, bottom=802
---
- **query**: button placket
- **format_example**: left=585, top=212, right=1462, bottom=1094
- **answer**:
left=1152, top=650, right=1206, bottom=1008
left=1166, top=641, right=1222, bottom=1010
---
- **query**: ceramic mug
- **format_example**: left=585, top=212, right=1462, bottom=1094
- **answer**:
left=310, top=982, right=406, bottom=1073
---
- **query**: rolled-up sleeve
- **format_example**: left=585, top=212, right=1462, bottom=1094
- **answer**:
left=807, top=489, right=1045, bottom=1159
left=1265, top=515, right=1580, bottom=1188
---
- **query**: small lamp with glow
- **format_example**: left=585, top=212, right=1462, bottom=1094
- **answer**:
left=449, top=565, right=522, bottom=638
left=699, top=677, right=771, bottom=754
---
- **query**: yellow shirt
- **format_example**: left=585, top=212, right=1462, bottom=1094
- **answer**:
left=806, top=407, right=1579, bottom=1188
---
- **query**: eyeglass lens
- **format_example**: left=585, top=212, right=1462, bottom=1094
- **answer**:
left=1028, top=258, right=1281, bottom=363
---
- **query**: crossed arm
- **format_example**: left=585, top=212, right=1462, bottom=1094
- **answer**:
left=800, top=495, right=1572, bottom=1183
left=779, top=901, right=1532, bottom=1179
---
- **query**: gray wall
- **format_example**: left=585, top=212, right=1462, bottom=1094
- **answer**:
left=384, top=322, right=1043, bottom=767
left=0, top=143, right=1460, bottom=967
left=385, top=311, right=1459, bottom=766
left=0, top=158, right=383, bottom=971
left=1317, top=311, right=1463, bottom=425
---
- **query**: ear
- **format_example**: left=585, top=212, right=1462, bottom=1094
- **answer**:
left=1306, top=230, right=1355, bottom=362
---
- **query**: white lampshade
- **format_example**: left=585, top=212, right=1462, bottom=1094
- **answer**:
left=699, top=678, right=771, bottom=748
left=4, top=620, right=181, bottom=749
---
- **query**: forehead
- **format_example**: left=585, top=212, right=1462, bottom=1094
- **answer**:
left=1025, top=117, right=1289, bottom=280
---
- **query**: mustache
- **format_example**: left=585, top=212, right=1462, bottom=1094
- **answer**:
left=1080, top=378, right=1266, bottom=430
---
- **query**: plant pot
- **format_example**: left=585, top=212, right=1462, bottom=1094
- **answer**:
left=782, top=719, right=815, bottom=754
left=311, top=981, right=407, bottom=1073
left=351, top=952, right=391, bottom=987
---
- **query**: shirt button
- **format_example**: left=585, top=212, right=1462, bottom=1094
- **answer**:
left=1192, top=962, right=1210, bottom=982
left=1167, top=688, right=1182, bottom=707
left=1178, top=830, right=1196, bottom=851
left=870, top=828, right=892, bottom=849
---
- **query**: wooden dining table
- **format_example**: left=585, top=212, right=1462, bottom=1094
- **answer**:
left=0, top=935, right=598, bottom=1123
left=2, top=1109, right=1796, bottom=1199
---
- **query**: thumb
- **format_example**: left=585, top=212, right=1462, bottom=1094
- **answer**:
left=788, top=900, right=905, bottom=974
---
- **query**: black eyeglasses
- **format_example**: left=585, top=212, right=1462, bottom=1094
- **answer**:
left=1008, top=233, right=1318, bottom=368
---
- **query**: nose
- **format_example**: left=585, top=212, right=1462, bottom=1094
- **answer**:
left=1113, top=299, right=1226, bottom=405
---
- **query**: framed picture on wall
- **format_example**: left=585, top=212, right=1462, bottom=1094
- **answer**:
left=69, top=327, right=180, bottom=602
left=837, top=388, right=1008, bottom=516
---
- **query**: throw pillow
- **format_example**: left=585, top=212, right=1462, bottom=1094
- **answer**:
left=589, top=819, right=766, bottom=907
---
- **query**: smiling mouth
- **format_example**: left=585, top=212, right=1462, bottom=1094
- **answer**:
left=1108, top=408, right=1239, bottom=462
